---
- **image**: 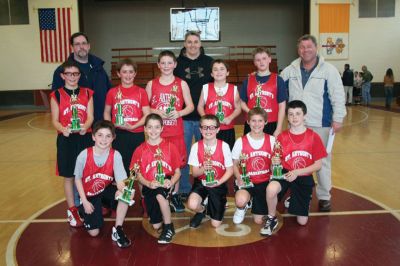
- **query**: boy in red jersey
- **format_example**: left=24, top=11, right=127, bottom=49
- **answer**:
left=74, top=120, right=132, bottom=248
left=198, top=59, right=241, bottom=149
left=231, top=108, right=275, bottom=225
left=260, top=100, right=327, bottom=236
left=145, top=50, right=194, bottom=212
left=240, top=47, right=287, bottom=137
left=187, top=114, right=233, bottom=228
left=131, top=113, right=181, bottom=244
left=50, top=61, right=94, bottom=227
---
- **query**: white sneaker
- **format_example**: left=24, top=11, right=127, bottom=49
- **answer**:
left=284, top=197, right=290, bottom=209
left=233, top=205, right=248, bottom=224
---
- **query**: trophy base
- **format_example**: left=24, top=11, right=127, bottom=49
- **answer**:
left=116, top=189, right=135, bottom=206
left=115, top=115, right=125, bottom=126
left=70, top=127, right=81, bottom=133
left=155, top=174, right=165, bottom=186
left=216, top=113, right=224, bottom=122
left=202, top=179, right=218, bottom=187
left=271, top=175, right=286, bottom=181
left=235, top=179, right=254, bottom=189
left=166, top=107, right=175, bottom=115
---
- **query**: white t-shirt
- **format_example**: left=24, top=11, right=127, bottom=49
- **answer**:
left=202, top=83, right=238, bottom=102
left=232, top=133, right=276, bottom=160
left=188, top=141, right=233, bottom=168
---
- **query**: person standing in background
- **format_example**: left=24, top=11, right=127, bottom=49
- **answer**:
left=383, top=68, right=394, bottom=109
left=361, top=65, right=373, bottom=106
left=342, top=64, right=354, bottom=105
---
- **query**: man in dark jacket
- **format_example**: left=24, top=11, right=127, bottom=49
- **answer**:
left=342, top=64, right=354, bottom=105
left=174, top=31, right=213, bottom=198
left=52, top=32, right=111, bottom=123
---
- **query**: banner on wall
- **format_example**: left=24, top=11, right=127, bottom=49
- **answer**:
left=38, top=8, right=72, bottom=63
left=319, top=4, right=350, bottom=60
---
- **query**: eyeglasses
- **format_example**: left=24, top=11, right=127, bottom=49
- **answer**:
left=200, top=125, right=218, bottom=131
left=63, top=72, right=81, bottom=77
left=73, top=42, right=89, bottom=47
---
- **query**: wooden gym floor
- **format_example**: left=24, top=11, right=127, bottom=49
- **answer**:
left=0, top=104, right=399, bottom=265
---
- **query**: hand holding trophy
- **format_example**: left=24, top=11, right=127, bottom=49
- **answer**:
left=215, top=90, right=224, bottom=123
left=115, top=88, right=125, bottom=126
left=116, top=163, right=138, bottom=206
left=70, top=93, right=81, bottom=132
left=271, top=141, right=285, bottom=180
left=154, top=147, right=165, bottom=186
left=255, top=83, right=262, bottom=108
left=166, top=85, right=178, bottom=116
left=202, top=146, right=218, bottom=187
left=237, top=153, right=254, bottom=189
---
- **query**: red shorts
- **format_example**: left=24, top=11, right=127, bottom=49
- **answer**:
left=163, top=134, right=187, bottom=168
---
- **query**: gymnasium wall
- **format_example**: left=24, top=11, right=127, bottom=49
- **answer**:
left=0, top=0, right=80, bottom=92
left=310, top=0, right=400, bottom=81
left=81, top=0, right=305, bottom=75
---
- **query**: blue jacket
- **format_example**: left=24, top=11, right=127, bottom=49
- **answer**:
left=51, top=53, right=112, bottom=122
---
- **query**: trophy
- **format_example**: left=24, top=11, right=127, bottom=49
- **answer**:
left=271, top=141, right=285, bottom=180
left=115, top=88, right=125, bottom=126
left=202, top=146, right=218, bottom=186
left=166, top=85, right=178, bottom=115
left=215, top=90, right=224, bottom=122
left=237, top=153, right=254, bottom=189
left=154, top=147, right=165, bottom=185
left=70, top=93, right=81, bottom=132
left=116, top=163, right=139, bottom=206
left=255, top=83, right=262, bottom=108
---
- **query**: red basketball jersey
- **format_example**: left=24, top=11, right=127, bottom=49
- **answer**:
left=247, top=73, right=278, bottom=122
left=81, top=147, right=115, bottom=197
left=241, top=134, right=273, bottom=183
left=205, top=83, right=235, bottom=130
left=197, top=139, right=226, bottom=181
left=149, top=78, right=184, bottom=137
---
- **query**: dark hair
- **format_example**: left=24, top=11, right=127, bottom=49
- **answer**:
left=158, top=50, right=177, bottom=62
left=386, top=68, right=393, bottom=78
left=345, top=64, right=350, bottom=68
left=116, top=58, right=137, bottom=72
left=252, top=47, right=271, bottom=58
left=145, top=113, right=163, bottom=127
left=297, top=34, right=317, bottom=47
left=247, top=107, right=268, bottom=122
left=92, top=120, right=116, bottom=137
left=70, top=32, right=89, bottom=46
left=199, top=114, right=220, bottom=128
left=61, top=60, right=81, bottom=73
left=184, top=30, right=201, bottom=41
left=211, top=59, right=229, bottom=71
left=287, top=100, right=307, bottom=115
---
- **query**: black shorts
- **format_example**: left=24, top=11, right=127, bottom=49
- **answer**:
left=276, top=175, right=315, bottom=217
left=237, top=181, right=268, bottom=215
left=243, top=121, right=277, bottom=136
left=216, top=128, right=235, bottom=150
left=190, top=178, right=227, bottom=221
left=81, top=185, right=118, bottom=231
left=57, top=133, right=93, bottom=177
left=113, top=129, right=145, bottom=176
left=142, top=184, right=172, bottom=224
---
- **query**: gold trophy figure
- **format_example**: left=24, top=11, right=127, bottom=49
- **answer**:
left=70, top=93, right=81, bottom=132
left=202, top=146, right=218, bottom=186
left=116, top=163, right=138, bottom=206
left=115, top=88, right=125, bottom=126
left=166, top=85, right=178, bottom=115
left=237, top=153, right=254, bottom=189
left=271, top=141, right=284, bottom=180
left=154, top=147, right=165, bottom=185
left=215, top=90, right=224, bottom=122
left=255, top=83, right=262, bottom=108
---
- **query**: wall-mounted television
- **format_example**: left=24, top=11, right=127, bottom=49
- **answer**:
left=170, top=7, right=220, bottom=42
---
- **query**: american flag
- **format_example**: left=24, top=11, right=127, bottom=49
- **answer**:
left=38, top=8, right=71, bottom=63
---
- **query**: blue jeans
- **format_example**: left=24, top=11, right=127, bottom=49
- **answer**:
left=385, top=86, right=393, bottom=107
left=180, top=120, right=201, bottom=193
left=362, top=82, right=371, bottom=105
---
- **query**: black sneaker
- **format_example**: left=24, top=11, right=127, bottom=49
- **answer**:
left=112, top=226, right=132, bottom=248
left=260, top=215, right=278, bottom=236
left=318, top=200, right=331, bottom=212
left=179, top=192, right=189, bottom=202
left=189, top=210, right=205, bottom=228
left=170, top=193, right=185, bottom=213
left=158, top=224, right=175, bottom=244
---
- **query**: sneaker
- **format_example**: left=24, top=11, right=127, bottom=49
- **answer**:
left=318, top=200, right=331, bottom=212
left=158, top=224, right=175, bottom=244
left=170, top=193, right=185, bottom=213
left=260, top=215, right=278, bottom=236
left=247, top=199, right=253, bottom=209
left=284, top=197, right=290, bottom=209
left=112, top=226, right=132, bottom=248
left=67, top=206, right=83, bottom=227
left=233, top=205, right=248, bottom=224
left=189, top=210, right=206, bottom=228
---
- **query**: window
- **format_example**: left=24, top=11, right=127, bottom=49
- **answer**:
left=359, top=0, right=395, bottom=18
left=0, top=0, right=29, bottom=25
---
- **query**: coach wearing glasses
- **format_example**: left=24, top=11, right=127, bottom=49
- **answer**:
left=52, top=32, right=111, bottom=123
